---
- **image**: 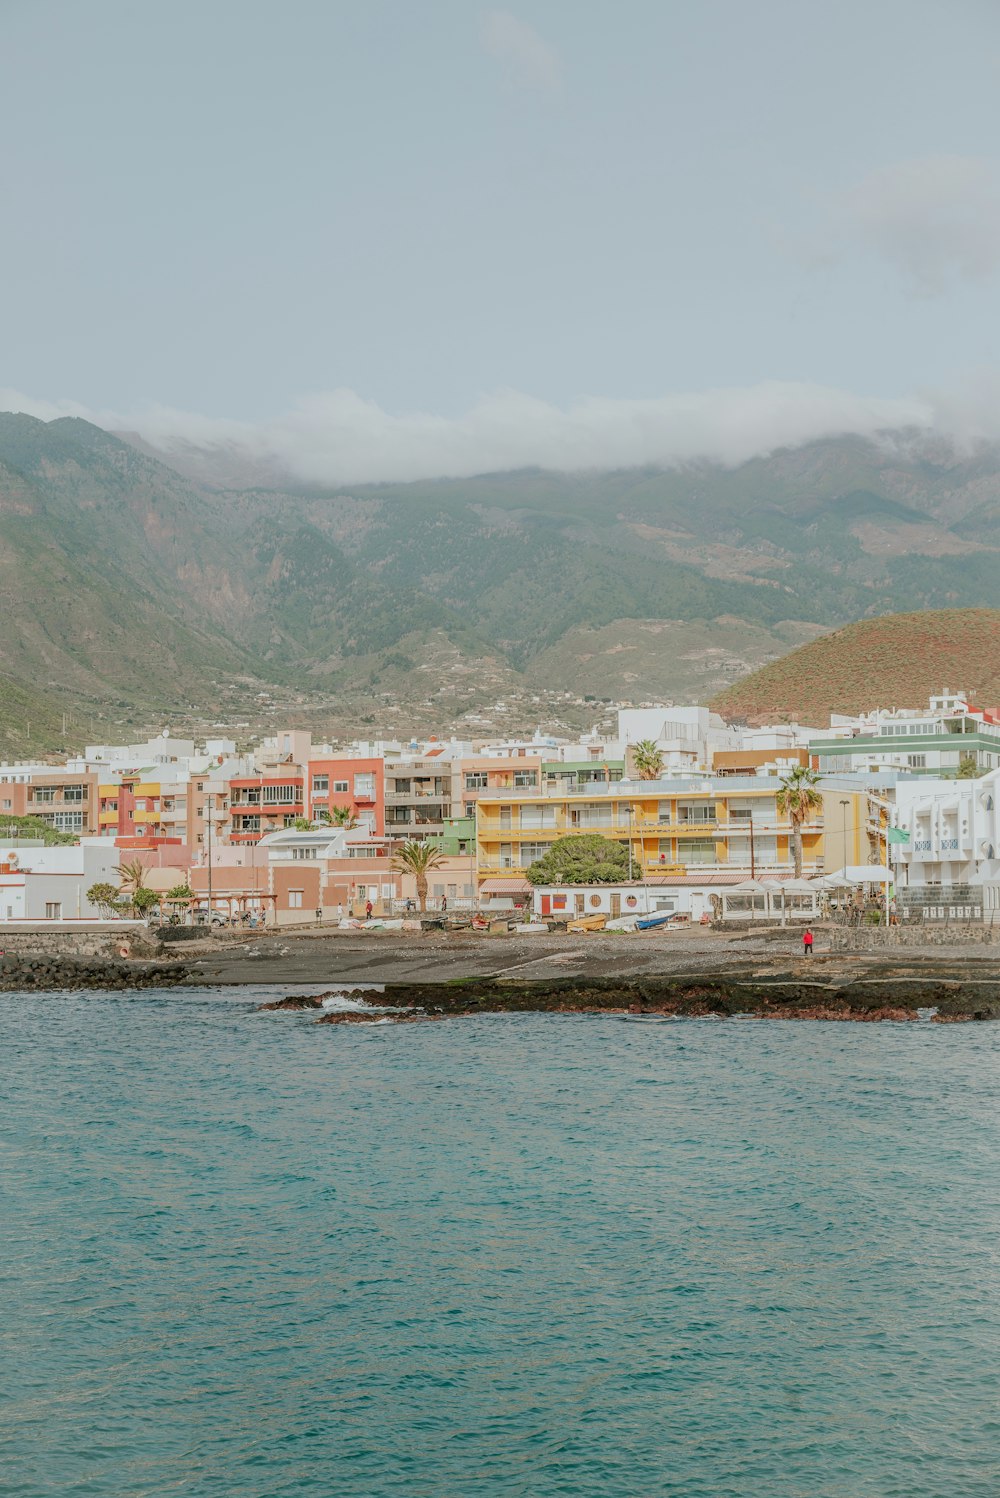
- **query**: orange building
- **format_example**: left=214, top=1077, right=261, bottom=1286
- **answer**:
left=2, top=770, right=99, bottom=836
left=306, top=755, right=383, bottom=832
left=228, top=773, right=305, bottom=843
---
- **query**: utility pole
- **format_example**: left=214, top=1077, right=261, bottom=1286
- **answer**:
left=206, top=788, right=213, bottom=935
left=748, top=810, right=756, bottom=879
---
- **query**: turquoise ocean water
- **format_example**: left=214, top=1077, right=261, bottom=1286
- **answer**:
left=2, top=987, right=998, bottom=1497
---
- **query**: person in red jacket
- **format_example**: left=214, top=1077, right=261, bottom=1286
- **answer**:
left=802, top=927, right=814, bottom=957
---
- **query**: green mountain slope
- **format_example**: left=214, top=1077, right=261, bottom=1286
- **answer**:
left=1, top=415, right=999, bottom=748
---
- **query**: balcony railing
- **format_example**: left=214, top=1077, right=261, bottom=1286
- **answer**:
left=476, top=856, right=824, bottom=877
left=385, top=789, right=449, bottom=802
left=476, top=816, right=820, bottom=838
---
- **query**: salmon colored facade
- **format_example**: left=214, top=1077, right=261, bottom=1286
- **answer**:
left=2, top=771, right=99, bottom=835
left=306, top=756, right=384, bottom=833
left=228, top=774, right=305, bottom=843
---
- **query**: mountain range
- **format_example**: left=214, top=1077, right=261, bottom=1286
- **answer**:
left=1, top=413, right=998, bottom=752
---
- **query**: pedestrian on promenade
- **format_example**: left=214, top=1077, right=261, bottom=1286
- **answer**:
left=365, top=899, right=373, bottom=921
left=441, top=895, right=447, bottom=913
left=337, top=902, right=344, bottom=921
left=803, top=927, right=814, bottom=957
left=315, top=906, right=322, bottom=924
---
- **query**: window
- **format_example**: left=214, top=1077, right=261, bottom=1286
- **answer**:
left=433, top=883, right=445, bottom=897
left=520, top=804, right=557, bottom=829
left=263, top=784, right=298, bottom=805
left=677, top=803, right=716, bottom=823
left=513, top=771, right=537, bottom=789
left=907, top=755, right=927, bottom=769
left=684, top=839, right=716, bottom=865
left=51, top=812, right=83, bottom=832
left=292, top=848, right=318, bottom=860
left=312, top=775, right=329, bottom=794
left=63, top=785, right=85, bottom=802
left=32, top=788, right=55, bottom=802
left=288, top=890, right=303, bottom=909
left=45, top=902, right=62, bottom=919
left=355, top=773, right=375, bottom=797
left=465, top=773, right=488, bottom=790
left=571, top=802, right=613, bottom=829
left=519, top=842, right=550, bottom=866
left=333, top=780, right=349, bottom=794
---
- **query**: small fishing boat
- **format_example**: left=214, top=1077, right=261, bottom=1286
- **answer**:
left=568, top=913, right=607, bottom=932
left=635, top=911, right=680, bottom=931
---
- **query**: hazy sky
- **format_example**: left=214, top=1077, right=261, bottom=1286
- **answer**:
left=4, top=0, right=1000, bottom=481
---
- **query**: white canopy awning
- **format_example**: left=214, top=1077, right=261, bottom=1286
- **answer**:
left=825, top=865, right=893, bottom=885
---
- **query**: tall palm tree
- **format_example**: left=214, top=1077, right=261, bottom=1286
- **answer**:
left=776, top=766, right=823, bottom=878
left=390, top=839, right=444, bottom=912
left=631, top=739, right=665, bottom=780
left=114, top=857, right=150, bottom=917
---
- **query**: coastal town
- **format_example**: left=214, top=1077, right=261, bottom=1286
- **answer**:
left=2, top=688, right=999, bottom=932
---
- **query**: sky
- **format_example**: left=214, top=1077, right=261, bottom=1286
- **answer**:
left=3, top=0, right=1000, bottom=483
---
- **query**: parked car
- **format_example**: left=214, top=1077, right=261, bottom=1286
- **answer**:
left=146, top=906, right=227, bottom=928
left=192, top=908, right=229, bottom=927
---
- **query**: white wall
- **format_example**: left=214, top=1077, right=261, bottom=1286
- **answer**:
left=894, top=769, right=1000, bottom=885
left=0, top=840, right=122, bottom=920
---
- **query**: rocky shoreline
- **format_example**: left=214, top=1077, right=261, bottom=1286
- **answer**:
left=258, top=966, right=1000, bottom=1024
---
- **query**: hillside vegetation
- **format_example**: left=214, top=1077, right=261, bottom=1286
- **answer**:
left=710, top=609, right=1000, bottom=725
left=1, top=414, right=999, bottom=747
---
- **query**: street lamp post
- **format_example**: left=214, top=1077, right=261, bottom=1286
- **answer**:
left=748, top=811, right=756, bottom=879
left=840, top=798, right=851, bottom=871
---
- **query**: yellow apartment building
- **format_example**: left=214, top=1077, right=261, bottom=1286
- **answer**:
left=475, top=781, right=872, bottom=884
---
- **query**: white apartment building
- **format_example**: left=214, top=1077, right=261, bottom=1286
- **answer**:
left=892, top=769, right=1000, bottom=897
left=618, top=706, right=737, bottom=772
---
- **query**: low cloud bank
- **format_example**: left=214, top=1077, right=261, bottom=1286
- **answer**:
left=2, top=378, right=996, bottom=487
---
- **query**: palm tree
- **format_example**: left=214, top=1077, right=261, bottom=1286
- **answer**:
left=330, top=806, right=360, bottom=829
left=114, top=857, right=151, bottom=917
left=631, top=739, right=665, bottom=780
left=776, top=766, right=823, bottom=878
left=390, top=839, right=444, bottom=912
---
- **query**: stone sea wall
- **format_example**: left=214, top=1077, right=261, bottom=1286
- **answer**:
left=0, top=956, right=193, bottom=991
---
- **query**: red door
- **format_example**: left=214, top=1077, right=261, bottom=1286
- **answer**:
left=541, top=895, right=551, bottom=916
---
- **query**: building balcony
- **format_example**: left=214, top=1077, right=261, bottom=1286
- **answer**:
left=476, top=856, right=823, bottom=879
left=476, top=815, right=817, bottom=838
left=385, top=790, right=449, bottom=803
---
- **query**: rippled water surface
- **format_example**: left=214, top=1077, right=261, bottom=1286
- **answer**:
left=3, top=988, right=999, bottom=1497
